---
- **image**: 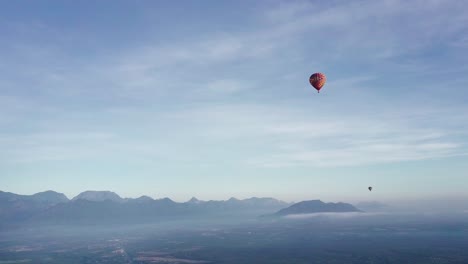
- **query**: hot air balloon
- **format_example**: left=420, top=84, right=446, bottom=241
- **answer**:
left=368, top=186, right=373, bottom=191
left=309, top=72, right=326, bottom=93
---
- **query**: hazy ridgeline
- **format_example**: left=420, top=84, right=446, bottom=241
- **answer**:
left=2, top=190, right=468, bottom=263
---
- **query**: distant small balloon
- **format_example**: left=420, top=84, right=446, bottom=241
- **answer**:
left=309, top=72, right=327, bottom=93
left=368, top=186, right=373, bottom=191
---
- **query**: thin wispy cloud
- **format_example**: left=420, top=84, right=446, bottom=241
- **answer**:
left=284, top=212, right=386, bottom=220
left=0, top=1, right=467, bottom=199
left=3, top=1, right=466, bottom=101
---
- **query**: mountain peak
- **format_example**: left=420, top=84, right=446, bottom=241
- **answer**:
left=227, top=197, right=240, bottom=202
left=31, top=190, right=69, bottom=204
left=188, top=197, right=202, bottom=203
left=134, top=195, right=154, bottom=202
left=72, top=191, right=123, bottom=203
left=274, top=200, right=361, bottom=216
left=156, top=197, right=175, bottom=203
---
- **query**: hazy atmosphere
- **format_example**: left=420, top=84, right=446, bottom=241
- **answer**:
left=2, top=1, right=468, bottom=204
left=2, top=1, right=468, bottom=264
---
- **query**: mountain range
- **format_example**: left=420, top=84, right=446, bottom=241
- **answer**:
left=0, top=190, right=69, bottom=223
left=274, top=200, right=361, bottom=216
left=0, top=190, right=361, bottom=227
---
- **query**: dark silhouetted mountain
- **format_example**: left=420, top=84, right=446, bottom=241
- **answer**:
left=30, top=190, right=69, bottom=204
left=32, top=199, right=180, bottom=225
left=273, top=200, right=361, bottom=216
left=187, top=197, right=203, bottom=204
left=0, top=190, right=293, bottom=226
left=0, top=190, right=69, bottom=224
left=156, top=197, right=175, bottom=204
left=227, top=197, right=240, bottom=203
left=129, top=195, right=154, bottom=203
left=72, top=191, right=123, bottom=203
left=199, top=197, right=289, bottom=212
left=0, top=190, right=68, bottom=204
left=243, top=197, right=288, bottom=207
left=30, top=196, right=289, bottom=225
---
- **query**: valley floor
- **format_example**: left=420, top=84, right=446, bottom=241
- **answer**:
left=1, top=213, right=468, bottom=264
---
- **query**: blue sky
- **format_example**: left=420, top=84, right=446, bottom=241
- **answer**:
left=1, top=1, right=468, bottom=203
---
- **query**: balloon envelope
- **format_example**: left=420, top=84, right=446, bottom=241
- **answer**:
left=368, top=187, right=372, bottom=191
left=309, top=73, right=327, bottom=92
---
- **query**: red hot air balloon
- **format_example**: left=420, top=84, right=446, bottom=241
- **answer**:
left=309, top=73, right=326, bottom=93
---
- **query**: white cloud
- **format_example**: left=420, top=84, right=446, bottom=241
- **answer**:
left=0, top=101, right=440, bottom=166
left=1, top=1, right=467, bottom=170
left=3, top=0, right=466, bottom=104
left=121, top=101, right=468, bottom=168
left=204, top=79, right=250, bottom=94
left=262, top=1, right=468, bottom=59
left=91, top=0, right=468, bottom=101
left=284, top=212, right=387, bottom=220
